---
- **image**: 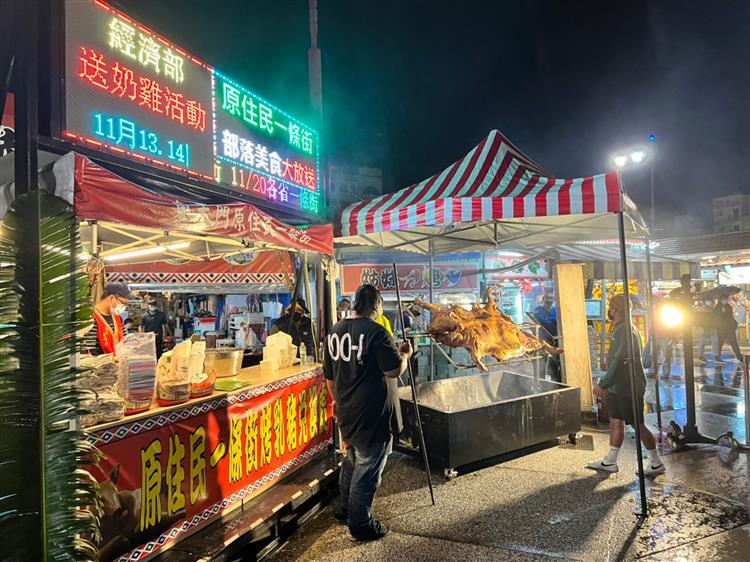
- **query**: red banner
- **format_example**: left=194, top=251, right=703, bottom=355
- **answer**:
left=86, top=369, right=332, bottom=561
left=341, top=263, right=479, bottom=294
left=74, top=154, right=334, bottom=255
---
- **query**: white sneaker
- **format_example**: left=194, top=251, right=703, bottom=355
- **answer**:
left=586, top=460, right=619, bottom=473
left=636, top=463, right=666, bottom=476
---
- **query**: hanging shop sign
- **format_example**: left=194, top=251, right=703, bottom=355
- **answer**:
left=483, top=253, right=547, bottom=280
left=719, top=265, right=750, bottom=285
left=75, top=155, right=334, bottom=255
left=701, top=269, right=718, bottom=281
left=60, top=0, right=320, bottom=216
left=341, top=263, right=479, bottom=294
left=85, top=370, right=332, bottom=562
left=213, top=73, right=321, bottom=215
left=64, top=0, right=214, bottom=178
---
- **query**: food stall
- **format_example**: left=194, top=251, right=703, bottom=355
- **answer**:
left=334, top=129, right=649, bottom=477
left=0, top=150, right=335, bottom=560
left=1, top=1, right=338, bottom=560
left=106, top=252, right=296, bottom=357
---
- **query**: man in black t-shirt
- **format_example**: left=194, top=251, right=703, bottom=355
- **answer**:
left=323, top=284, right=412, bottom=542
left=142, top=298, right=170, bottom=359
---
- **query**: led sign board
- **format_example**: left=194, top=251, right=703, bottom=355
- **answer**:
left=64, top=0, right=214, bottom=178
left=213, top=73, right=321, bottom=214
left=61, top=0, right=320, bottom=215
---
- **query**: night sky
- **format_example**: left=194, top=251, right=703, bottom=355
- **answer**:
left=119, top=0, right=750, bottom=225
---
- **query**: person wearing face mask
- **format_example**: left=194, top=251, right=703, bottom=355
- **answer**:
left=586, top=294, right=664, bottom=476
left=714, top=297, right=742, bottom=364
left=271, top=298, right=315, bottom=353
left=86, top=282, right=135, bottom=356
left=142, top=297, right=170, bottom=359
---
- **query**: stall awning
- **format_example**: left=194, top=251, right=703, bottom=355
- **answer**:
left=335, top=130, right=646, bottom=255
left=106, top=251, right=293, bottom=293
left=75, top=154, right=334, bottom=255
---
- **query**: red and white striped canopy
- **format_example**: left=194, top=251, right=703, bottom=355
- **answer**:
left=335, top=130, right=645, bottom=255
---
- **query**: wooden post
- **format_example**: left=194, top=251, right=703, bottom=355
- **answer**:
left=555, top=263, right=593, bottom=411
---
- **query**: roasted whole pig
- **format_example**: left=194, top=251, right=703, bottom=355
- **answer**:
left=414, top=289, right=561, bottom=372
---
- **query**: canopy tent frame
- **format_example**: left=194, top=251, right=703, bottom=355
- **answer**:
left=334, top=130, right=651, bottom=520
left=82, top=219, right=302, bottom=265
left=378, top=214, right=630, bottom=252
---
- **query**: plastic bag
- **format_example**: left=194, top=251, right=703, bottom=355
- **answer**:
left=157, top=339, right=192, bottom=406
left=188, top=341, right=214, bottom=398
left=115, top=333, right=157, bottom=415
left=78, top=353, right=124, bottom=427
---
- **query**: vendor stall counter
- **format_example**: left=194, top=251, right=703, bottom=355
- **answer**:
left=85, top=362, right=332, bottom=562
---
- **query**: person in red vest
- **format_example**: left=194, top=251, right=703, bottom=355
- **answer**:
left=86, top=283, right=135, bottom=355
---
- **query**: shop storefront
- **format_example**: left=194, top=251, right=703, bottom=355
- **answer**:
left=2, top=1, right=336, bottom=561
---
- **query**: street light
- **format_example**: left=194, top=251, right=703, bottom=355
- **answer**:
left=612, top=135, right=662, bottom=439
left=614, top=154, right=628, bottom=167
left=611, top=138, right=656, bottom=232
left=613, top=147, right=649, bottom=168
left=630, top=149, right=646, bottom=164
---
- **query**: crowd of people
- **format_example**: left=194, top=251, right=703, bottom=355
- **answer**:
left=647, top=284, right=745, bottom=382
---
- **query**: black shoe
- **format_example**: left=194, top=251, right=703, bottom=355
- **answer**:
left=333, top=506, right=348, bottom=523
left=349, top=519, right=389, bottom=541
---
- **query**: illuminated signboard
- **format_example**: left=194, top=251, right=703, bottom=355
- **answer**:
left=213, top=73, right=321, bottom=214
left=61, top=0, right=321, bottom=215
left=64, top=0, right=214, bottom=179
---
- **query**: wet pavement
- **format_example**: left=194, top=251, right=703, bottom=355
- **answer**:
left=268, top=353, right=750, bottom=562
left=644, top=350, right=748, bottom=444
left=268, top=434, right=750, bottom=561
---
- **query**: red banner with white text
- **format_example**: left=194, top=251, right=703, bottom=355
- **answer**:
left=74, top=154, right=334, bottom=255
left=86, top=371, right=332, bottom=561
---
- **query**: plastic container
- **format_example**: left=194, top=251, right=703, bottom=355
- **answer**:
left=115, top=333, right=157, bottom=415
left=204, top=347, right=243, bottom=378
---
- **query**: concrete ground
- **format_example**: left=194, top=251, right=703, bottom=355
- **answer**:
left=268, top=354, right=750, bottom=562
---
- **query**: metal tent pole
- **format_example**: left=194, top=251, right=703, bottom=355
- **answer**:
left=618, top=211, right=648, bottom=520
left=302, top=253, right=319, bottom=361
left=644, top=241, right=663, bottom=441
left=286, top=255, right=304, bottom=336
left=393, top=264, right=435, bottom=506
left=428, top=242, right=435, bottom=381
left=600, top=281, right=607, bottom=370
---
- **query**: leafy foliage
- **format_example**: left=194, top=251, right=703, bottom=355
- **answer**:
left=0, top=191, right=99, bottom=560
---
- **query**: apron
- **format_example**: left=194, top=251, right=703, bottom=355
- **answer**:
left=93, top=309, right=124, bottom=355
